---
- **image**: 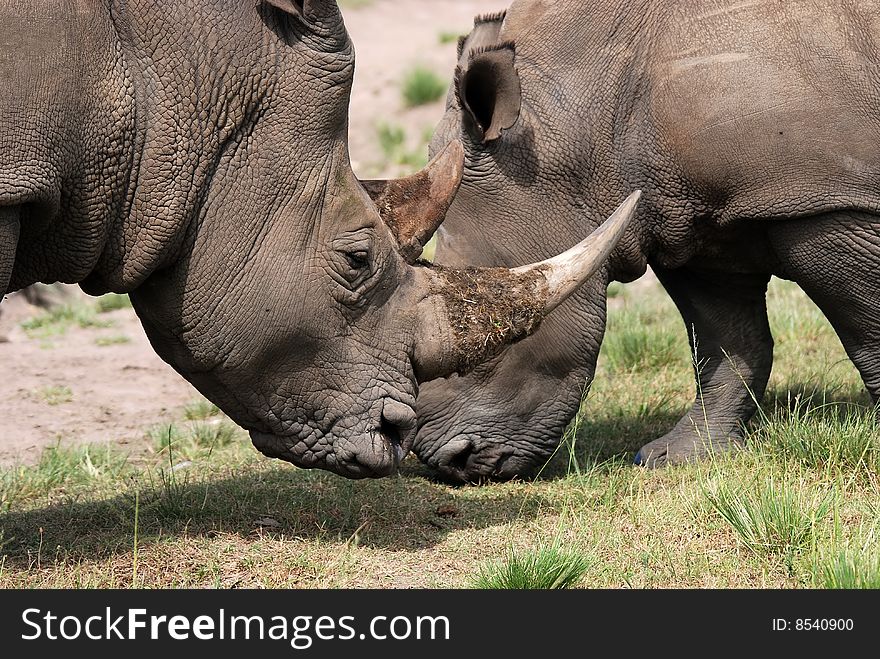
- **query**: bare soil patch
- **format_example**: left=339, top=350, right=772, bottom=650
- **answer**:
left=0, top=290, right=200, bottom=465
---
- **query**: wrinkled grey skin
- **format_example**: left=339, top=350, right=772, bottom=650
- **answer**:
left=0, top=0, right=597, bottom=479
left=416, top=0, right=880, bottom=481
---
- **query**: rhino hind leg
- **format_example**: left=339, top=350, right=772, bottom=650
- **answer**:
left=769, top=211, right=880, bottom=402
left=635, top=266, right=773, bottom=468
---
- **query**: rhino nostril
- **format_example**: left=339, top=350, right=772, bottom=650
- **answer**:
left=445, top=440, right=473, bottom=474
left=379, top=414, right=402, bottom=451
left=431, top=438, right=475, bottom=481
left=379, top=399, right=417, bottom=464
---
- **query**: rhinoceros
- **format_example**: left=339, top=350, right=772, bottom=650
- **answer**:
left=0, top=0, right=638, bottom=478
left=415, top=0, right=880, bottom=481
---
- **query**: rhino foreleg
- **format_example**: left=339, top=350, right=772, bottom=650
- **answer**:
left=635, top=266, right=773, bottom=468
left=0, top=206, right=20, bottom=297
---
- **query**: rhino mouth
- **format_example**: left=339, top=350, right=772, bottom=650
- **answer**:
left=249, top=397, right=417, bottom=479
left=421, top=435, right=521, bottom=484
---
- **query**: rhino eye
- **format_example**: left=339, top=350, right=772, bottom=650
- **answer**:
left=343, top=250, right=370, bottom=271
left=331, top=235, right=379, bottom=298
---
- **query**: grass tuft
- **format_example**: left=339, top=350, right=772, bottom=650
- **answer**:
left=401, top=66, right=447, bottom=107
left=701, top=475, right=832, bottom=560
left=95, top=293, right=132, bottom=313
left=150, top=420, right=243, bottom=461
left=438, top=31, right=462, bottom=45
left=813, top=550, right=880, bottom=589
left=36, top=385, right=73, bottom=406
left=94, top=334, right=131, bottom=347
left=147, top=428, right=194, bottom=522
left=183, top=399, right=222, bottom=421
left=375, top=122, right=431, bottom=171
left=21, top=303, right=113, bottom=339
left=471, top=545, right=592, bottom=589
left=751, top=397, right=879, bottom=475
left=189, top=421, right=240, bottom=451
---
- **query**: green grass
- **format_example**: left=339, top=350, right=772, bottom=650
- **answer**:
left=21, top=302, right=113, bottom=339
left=376, top=123, right=430, bottom=169
left=700, top=475, right=833, bottom=559
left=20, top=294, right=129, bottom=342
left=438, top=31, right=462, bottom=45
left=1, top=443, right=132, bottom=512
left=183, top=398, right=222, bottom=421
left=471, top=545, right=592, bottom=589
left=94, top=334, right=131, bottom=347
left=150, top=420, right=244, bottom=462
left=751, top=398, right=879, bottom=475
left=95, top=293, right=132, bottom=313
left=376, top=123, right=406, bottom=160
left=369, top=123, right=432, bottom=178
left=401, top=66, right=447, bottom=107
left=813, top=550, right=880, bottom=589
left=607, top=281, right=625, bottom=298
left=35, top=385, right=73, bottom=406
left=602, top=306, right=687, bottom=371
left=2, top=276, right=879, bottom=588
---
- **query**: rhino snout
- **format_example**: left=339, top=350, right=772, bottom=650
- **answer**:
left=427, top=435, right=520, bottom=484
left=327, top=398, right=417, bottom=478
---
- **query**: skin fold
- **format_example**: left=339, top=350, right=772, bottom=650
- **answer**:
left=415, top=0, right=880, bottom=482
left=0, top=0, right=631, bottom=479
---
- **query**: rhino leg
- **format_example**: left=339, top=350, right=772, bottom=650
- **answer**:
left=0, top=206, right=20, bottom=296
left=769, top=212, right=880, bottom=401
left=635, top=267, right=773, bottom=468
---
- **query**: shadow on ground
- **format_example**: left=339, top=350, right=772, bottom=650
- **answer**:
left=0, top=461, right=547, bottom=565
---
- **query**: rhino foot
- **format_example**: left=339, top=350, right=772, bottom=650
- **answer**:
left=634, top=429, right=744, bottom=469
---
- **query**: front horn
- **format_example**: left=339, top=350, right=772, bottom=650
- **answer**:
left=511, top=190, right=641, bottom=315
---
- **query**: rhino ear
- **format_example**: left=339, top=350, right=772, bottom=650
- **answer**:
left=455, top=42, right=521, bottom=144
left=457, top=11, right=507, bottom=61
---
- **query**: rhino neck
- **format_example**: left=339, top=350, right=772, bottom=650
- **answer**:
left=77, top=0, right=270, bottom=295
left=1, top=1, right=138, bottom=295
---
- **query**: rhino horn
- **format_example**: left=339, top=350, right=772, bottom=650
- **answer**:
left=511, top=190, right=642, bottom=315
left=361, top=140, right=465, bottom=264
left=413, top=191, right=641, bottom=380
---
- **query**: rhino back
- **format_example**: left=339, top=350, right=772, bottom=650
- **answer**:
left=0, top=0, right=135, bottom=290
left=649, top=0, right=880, bottom=223
left=485, top=0, right=880, bottom=266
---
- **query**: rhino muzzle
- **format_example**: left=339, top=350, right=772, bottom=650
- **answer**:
left=248, top=396, right=418, bottom=479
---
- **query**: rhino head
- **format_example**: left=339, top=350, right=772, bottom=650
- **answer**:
left=2, top=0, right=636, bottom=479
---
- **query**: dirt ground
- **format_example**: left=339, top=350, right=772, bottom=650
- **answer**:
left=0, top=0, right=504, bottom=465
